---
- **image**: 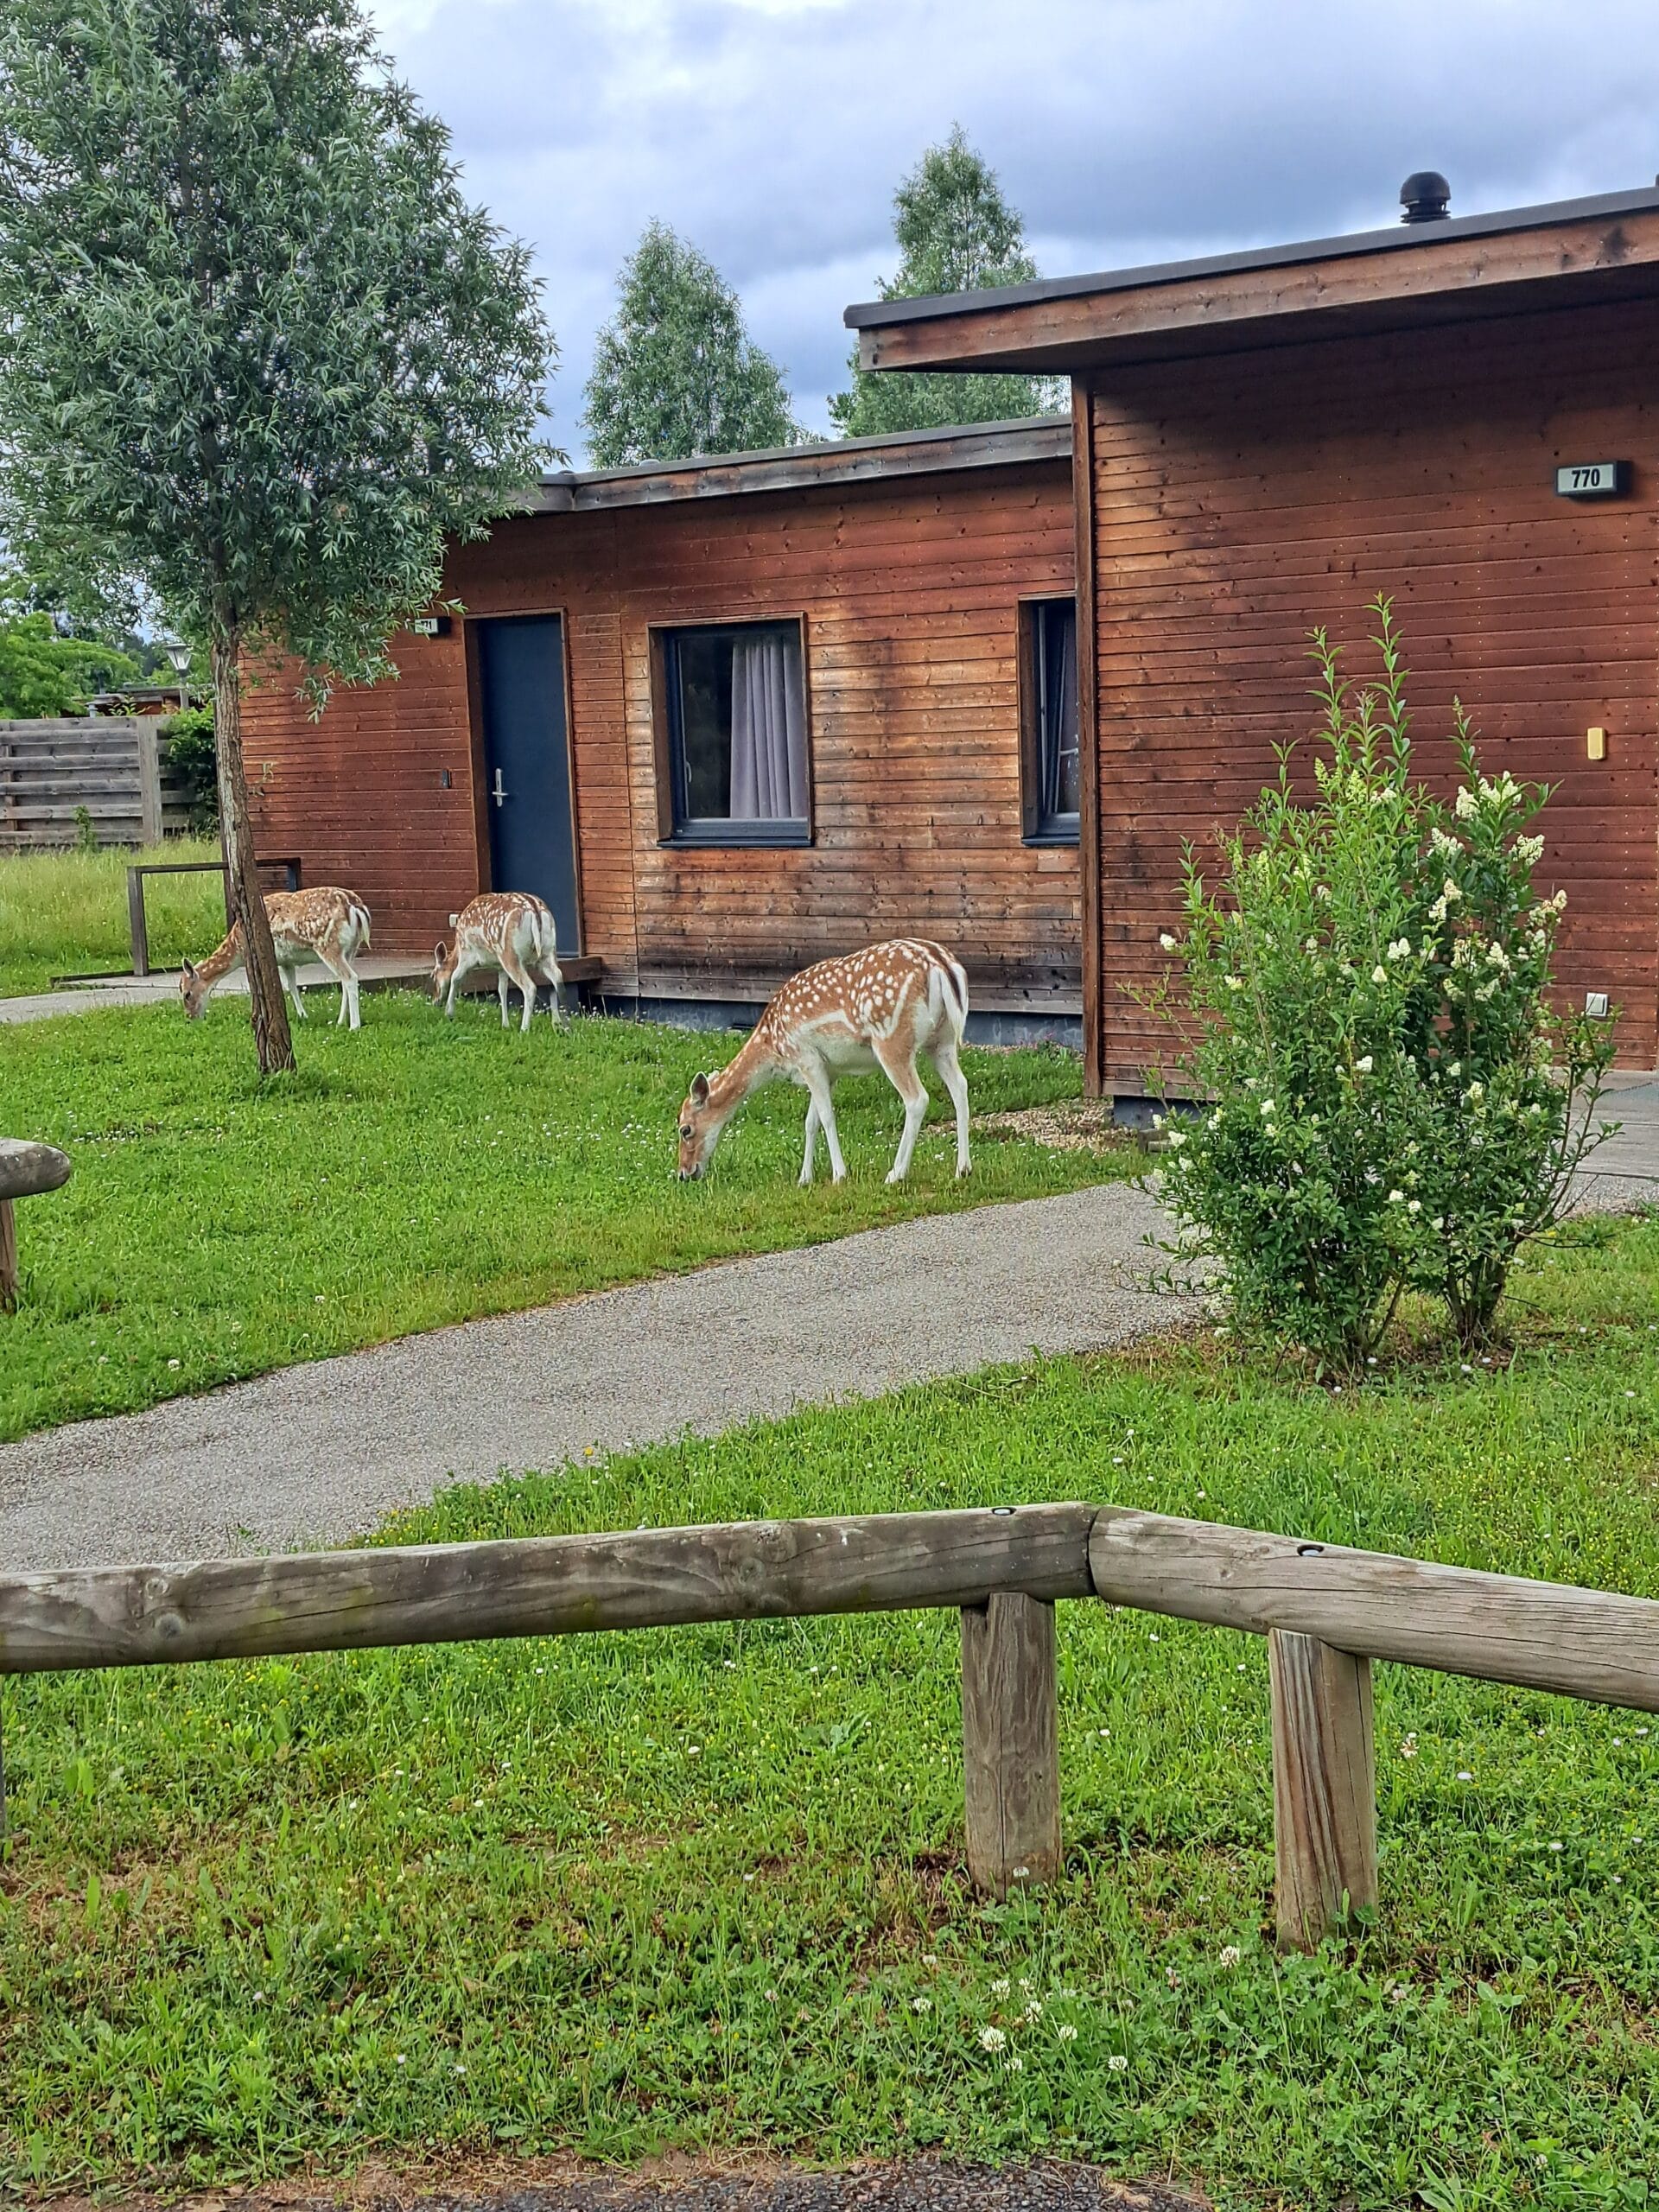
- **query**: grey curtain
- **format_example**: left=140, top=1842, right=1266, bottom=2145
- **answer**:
left=729, top=632, right=808, bottom=821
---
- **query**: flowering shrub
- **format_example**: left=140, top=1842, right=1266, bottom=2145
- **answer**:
left=1152, top=602, right=1615, bottom=1367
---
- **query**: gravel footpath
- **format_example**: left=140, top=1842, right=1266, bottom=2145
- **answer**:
left=0, top=1183, right=1197, bottom=1572
left=73, top=2164, right=1193, bottom=2212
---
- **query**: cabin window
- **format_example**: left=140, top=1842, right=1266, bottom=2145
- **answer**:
left=653, top=620, right=811, bottom=845
left=1019, top=597, right=1080, bottom=844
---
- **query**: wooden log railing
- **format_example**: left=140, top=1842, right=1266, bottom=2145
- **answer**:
left=3, top=1503, right=1658, bottom=1948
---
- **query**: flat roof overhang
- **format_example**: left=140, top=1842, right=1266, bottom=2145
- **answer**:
left=523, top=414, right=1071, bottom=515
left=844, top=187, right=1659, bottom=373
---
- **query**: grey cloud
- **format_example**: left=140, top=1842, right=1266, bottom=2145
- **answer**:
left=371, top=0, right=1659, bottom=454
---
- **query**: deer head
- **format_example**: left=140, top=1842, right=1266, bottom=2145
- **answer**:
left=677, top=1071, right=728, bottom=1180
left=430, top=940, right=457, bottom=1001
left=178, top=957, right=210, bottom=1020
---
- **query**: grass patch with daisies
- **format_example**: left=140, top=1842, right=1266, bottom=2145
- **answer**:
left=3, top=1212, right=1658, bottom=2208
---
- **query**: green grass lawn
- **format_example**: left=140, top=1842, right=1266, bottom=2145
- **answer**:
left=0, top=838, right=228, bottom=997
left=0, top=995, right=1128, bottom=1442
left=2, top=1215, right=1656, bottom=2206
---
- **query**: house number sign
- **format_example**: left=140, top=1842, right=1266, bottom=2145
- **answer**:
left=1554, top=461, right=1630, bottom=498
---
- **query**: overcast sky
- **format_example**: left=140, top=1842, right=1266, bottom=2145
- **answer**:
left=368, top=0, right=1659, bottom=463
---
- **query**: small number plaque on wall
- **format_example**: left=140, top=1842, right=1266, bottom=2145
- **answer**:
left=410, top=613, right=452, bottom=637
left=1554, top=461, right=1630, bottom=498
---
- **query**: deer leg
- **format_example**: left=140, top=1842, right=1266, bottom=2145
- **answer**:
left=541, top=966, right=566, bottom=1026
left=497, top=969, right=512, bottom=1028
left=798, top=1098, right=822, bottom=1187
left=313, top=947, right=352, bottom=1026
left=283, top=965, right=308, bottom=1019
left=801, top=1066, right=847, bottom=1184
left=346, top=967, right=362, bottom=1030
left=503, top=956, right=537, bottom=1033
left=874, top=1038, right=928, bottom=1184
left=932, top=1036, right=972, bottom=1177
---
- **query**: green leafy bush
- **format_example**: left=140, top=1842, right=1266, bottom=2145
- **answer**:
left=1153, top=602, right=1616, bottom=1368
left=162, top=704, right=217, bottom=831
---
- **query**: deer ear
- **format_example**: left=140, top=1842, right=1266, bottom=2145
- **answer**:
left=181, top=957, right=198, bottom=981
left=690, top=1072, right=710, bottom=1107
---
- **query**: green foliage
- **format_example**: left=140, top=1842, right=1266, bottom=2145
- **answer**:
left=3, top=1219, right=1657, bottom=2199
left=581, top=222, right=803, bottom=467
left=0, top=1001, right=1122, bottom=1439
left=1153, top=605, right=1617, bottom=1369
left=0, top=0, right=556, bottom=697
left=0, top=836, right=227, bottom=996
left=830, top=126, right=1065, bottom=438
left=0, top=576, right=138, bottom=716
left=162, top=705, right=219, bottom=831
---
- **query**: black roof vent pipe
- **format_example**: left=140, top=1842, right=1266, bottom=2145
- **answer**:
left=1400, top=171, right=1452, bottom=224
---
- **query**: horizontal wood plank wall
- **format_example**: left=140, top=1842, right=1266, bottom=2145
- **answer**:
left=242, top=461, right=1077, bottom=1012
left=450, top=461, right=1078, bottom=1014
left=238, top=635, right=477, bottom=956
left=1086, top=298, right=1659, bottom=1087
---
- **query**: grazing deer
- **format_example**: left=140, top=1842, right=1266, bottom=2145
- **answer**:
left=432, top=891, right=564, bottom=1033
left=180, top=887, right=372, bottom=1028
left=677, top=938, right=971, bottom=1187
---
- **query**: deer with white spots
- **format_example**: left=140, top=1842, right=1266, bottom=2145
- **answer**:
left=431, top=892, right=564, bottom=1033
left=180, top=887, right=372, bottom=1028
left=676, top=939, right=971, bottom=1186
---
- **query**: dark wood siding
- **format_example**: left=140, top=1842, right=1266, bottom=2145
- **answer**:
left=245, top=458, right=1079, bottom=1016
left=1083, top=296, right=1659, bottom=1087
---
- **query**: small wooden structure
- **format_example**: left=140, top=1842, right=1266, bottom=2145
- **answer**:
left=0, top=1139, right=71, bottom=1313
left=847, top=181, right=1659, bottom=1087
left=239, top=417, right=1082, bottom=1041
left=7, top=1498, right=1659, bottom=1945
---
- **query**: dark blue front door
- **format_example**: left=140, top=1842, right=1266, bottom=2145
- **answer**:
left=476, top=615, right=580, bottom=957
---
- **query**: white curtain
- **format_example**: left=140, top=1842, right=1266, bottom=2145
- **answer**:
left=729, top=632, right=808, bottom=821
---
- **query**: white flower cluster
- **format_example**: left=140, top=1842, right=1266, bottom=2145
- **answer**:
left=1512, top=833, right=1545, bottom=866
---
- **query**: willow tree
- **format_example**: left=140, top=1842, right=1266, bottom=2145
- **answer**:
left=0, top=0, right=554, bottom=1072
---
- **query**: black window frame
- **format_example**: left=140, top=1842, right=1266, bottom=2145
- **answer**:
left=651, top=617, right=813, bottom=849
left=1018, top=595, right=1081, bottom=847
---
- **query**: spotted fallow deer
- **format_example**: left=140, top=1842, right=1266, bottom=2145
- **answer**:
left=180, top=887, right=372, bottom=1028
left=431, top=892, right=564, bottom=1033
left=676, top=938, right=971, bottom=1187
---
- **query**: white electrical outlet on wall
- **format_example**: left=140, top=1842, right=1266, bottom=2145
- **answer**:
left=1586, top=991, right=1611, bottom=1018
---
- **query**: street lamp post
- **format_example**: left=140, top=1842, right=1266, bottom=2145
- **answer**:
left=164, top=641, right=191, bottom=712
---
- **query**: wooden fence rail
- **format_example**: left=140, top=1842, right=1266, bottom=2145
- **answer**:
left=3, top=1502, right=1657, bottom=1948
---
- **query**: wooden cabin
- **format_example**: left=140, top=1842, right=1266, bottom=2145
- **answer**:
left=240, top=417, right=1082, bottom=1039
left=848, top=181, right=1659, bottom=1093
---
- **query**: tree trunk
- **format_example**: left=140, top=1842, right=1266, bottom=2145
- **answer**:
left=211, top=631, right=294, bottom=1077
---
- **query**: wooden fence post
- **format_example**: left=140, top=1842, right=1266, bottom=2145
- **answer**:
left=961, top=1591, right=1061, bottom=1897
left=127, top=866, right=151, bottom=977
left=137, top=722, right=163, bottom=848
left=1270, top=1628, right=1377, bottom=1950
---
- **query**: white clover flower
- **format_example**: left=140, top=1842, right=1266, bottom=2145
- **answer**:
left=1107, top=2053, right=1129, bottom=2073
left=979, top=2026, right=1007, bottom=2053
left=1218, top=1944, right=1242, bottom=1967
left=1371, top=965, right=1388, bottom=985
left=990, top=1977, right=1011, bottom=1998
left=1355, top=1054, right=1373, bottom=1073
left=1056, top=2023, right=1078, bottom=2044
left=912, top=1997, right=932, bottom=2014
left=1005, top=2054, right=1024, bottom=2075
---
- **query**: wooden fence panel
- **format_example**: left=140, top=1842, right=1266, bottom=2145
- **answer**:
left=0, top=718, right=188, bottom=851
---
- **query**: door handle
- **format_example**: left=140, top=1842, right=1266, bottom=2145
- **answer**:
left=493, top=769, right=509, bottom=808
